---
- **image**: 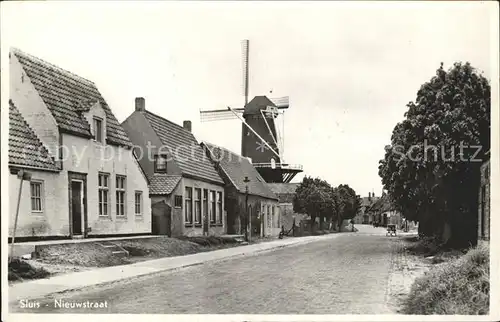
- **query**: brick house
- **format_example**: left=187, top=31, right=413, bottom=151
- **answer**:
left=478, top=152, right=490, bottom=241
left=9, top=49, right=151, bottom=239
left=367, top=193, right=402, bottom=228
left=202, top=142, right=280, bottom=238
left=353, top=193, right=380, bottom=224
left=122, top=98, right=226, bottom=237
left=266, top=183, right=309, bottom=232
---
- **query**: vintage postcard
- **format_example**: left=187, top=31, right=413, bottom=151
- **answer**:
left=1, top=1, right=498, bottom=321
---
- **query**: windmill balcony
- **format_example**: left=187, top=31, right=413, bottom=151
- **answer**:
left=252, top=163, right=303, bottom=171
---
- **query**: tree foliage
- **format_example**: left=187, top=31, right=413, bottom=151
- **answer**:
left=293, top=177, right=332, bottom=231
left=331, top=184, right=362, bottom=230
left=378, top=62, right=490, bottom=247
left=293, top=177, right=361, bottom=232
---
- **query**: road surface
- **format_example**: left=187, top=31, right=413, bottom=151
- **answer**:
left=11, top=226, right=398, bottom=314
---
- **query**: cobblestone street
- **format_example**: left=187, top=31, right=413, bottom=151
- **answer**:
left=10, top=226, right=421, bottom=314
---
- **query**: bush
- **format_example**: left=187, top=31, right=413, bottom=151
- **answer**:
left=8, top=258, right=51, bottom=281
left=406, top=236, right=444, bottom=256
left=402, top=243, right=489, bottom=315
left=177, top=236, right=239, bottom=247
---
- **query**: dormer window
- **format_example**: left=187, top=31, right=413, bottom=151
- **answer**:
left=93, top=117, right=104, bottom=143
left=154, top=155, right=167, bottom=173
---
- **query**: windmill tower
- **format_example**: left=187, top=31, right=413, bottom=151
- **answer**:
left=200, top=40, right=303, bottom=183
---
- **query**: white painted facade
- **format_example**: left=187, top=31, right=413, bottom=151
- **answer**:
left=9, top=52, right=151, bottom=238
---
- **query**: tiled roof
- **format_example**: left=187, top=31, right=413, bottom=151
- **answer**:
left=9, top=100, right=59, bottom=171
left=266, top=183, right=300, bottom=195
left=361, top=196, right=380, bottom=207
left=203, top=142, right=278, bottom=200
left=149, top=174, right=182, bottom=195
left=368, top=195, right=393, bottom=213
left=12, top=48, right=132, bottom=147
left=143, top=111, right=223, bottom=185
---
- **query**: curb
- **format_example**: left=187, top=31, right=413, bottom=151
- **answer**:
left=9, top=233, right=341, bottom=303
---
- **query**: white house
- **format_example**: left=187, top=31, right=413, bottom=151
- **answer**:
left=122, top=98, right=226, bottom=237
left=8, top=48, right=151, bottom=239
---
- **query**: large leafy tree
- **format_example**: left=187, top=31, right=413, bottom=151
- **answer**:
left=379, top=62, right=490, bottom=247
left=293, top=176, right=333, bottom=232
left=331, top=184, right=362, bottom=230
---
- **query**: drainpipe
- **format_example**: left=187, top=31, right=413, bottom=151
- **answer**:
left=10, top=170, right=32, bottom=262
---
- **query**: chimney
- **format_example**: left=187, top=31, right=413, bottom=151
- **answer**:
left=183, top=120, right=192, bottom=132
left=135, top=97, right=145, bottom=112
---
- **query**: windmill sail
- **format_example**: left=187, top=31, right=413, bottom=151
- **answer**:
left=198, top=40, right=303, bottom=183
left=242, top=39, right=250, bottom=107
left=200, top=108, right=244, bottom=122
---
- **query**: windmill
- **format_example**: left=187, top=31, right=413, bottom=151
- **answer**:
left=200, top=40, right=303, bottom=183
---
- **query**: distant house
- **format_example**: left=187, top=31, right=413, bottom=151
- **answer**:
left=353, top=193, right=380, bottom=224
left=266, top=183, right=309, bottom=232
left=122, top=98, right=226, bottom=237
left=367, top=193, right=402, bottom=228
left=202, top=142, right=280, bottom=238
left=9, top=49, right=151, bottom=239
left=478, top=152, right=490, bottom=241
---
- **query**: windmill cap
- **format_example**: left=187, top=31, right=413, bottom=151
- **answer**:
left=243, top=96, right=277, bottom=116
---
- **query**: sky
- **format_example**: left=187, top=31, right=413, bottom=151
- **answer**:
left=1, top=1, right=496, bottom=197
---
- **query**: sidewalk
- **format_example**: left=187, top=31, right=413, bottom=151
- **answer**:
left=9, top=233, right=342, bottom=303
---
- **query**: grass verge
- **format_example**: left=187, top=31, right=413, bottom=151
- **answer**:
left=8, top=258, right=50, bottom=281
left=27, top=236, right=241, bottom=272
left=402, top=242, right=489, bottom=315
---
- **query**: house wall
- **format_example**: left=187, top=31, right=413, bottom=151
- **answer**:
left=225, top=187, right=242, bottom=235
left=260, top=198, right=280, bottom=237
left=151, top=183, right=184, bottom=237
left=8, top=170, right=66, bottom=237
left=478, top=160, right=490, bottom=241
left=62, top=133, right=151, bottom=235
left=386, top=210, right=402, bottom=227
left=180, top=177, right=226, bottom=237
left=121, top=111, right=181, bottom=178
left=225, top=190, right=280, bottom=238
left=278, top=202, right=309, bottom=232
left=9, top=53, right=60, bottom=159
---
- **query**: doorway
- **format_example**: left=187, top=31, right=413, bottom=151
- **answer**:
left=68, top=172, right=88, bottom=238
left=71, top=181, right=84, bottom=235
left=152, top=201, right=172, bottom=236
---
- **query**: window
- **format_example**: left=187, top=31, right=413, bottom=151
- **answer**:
left=116, top=175, right=126, bottom=217
left=135, top=191, right=143, bottom=216
left=195, top=188, right=201, bottom=224
left=174, top=195, right=183, bottom=208
left=210, top=190, right=216, bottom=223
left=203, top=189, right=208, bottom=223
left=185, top=187, right=193, bottom=224
left=98, top=173, right=109, bottom=216
left=217, top=191, right=223, bottom=224
left=93, top=117, right=104, bottom=143
left=30, top=181, right=43, bottom=212
left=154, top=155, right=167, bottom=173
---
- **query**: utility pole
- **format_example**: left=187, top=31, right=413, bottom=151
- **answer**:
left=10, top=170, right=32, bottom=262
left=244, top=176, right=250, bottom=242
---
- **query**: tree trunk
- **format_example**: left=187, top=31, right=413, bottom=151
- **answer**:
left=310, top=215, right=316, bottom=234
